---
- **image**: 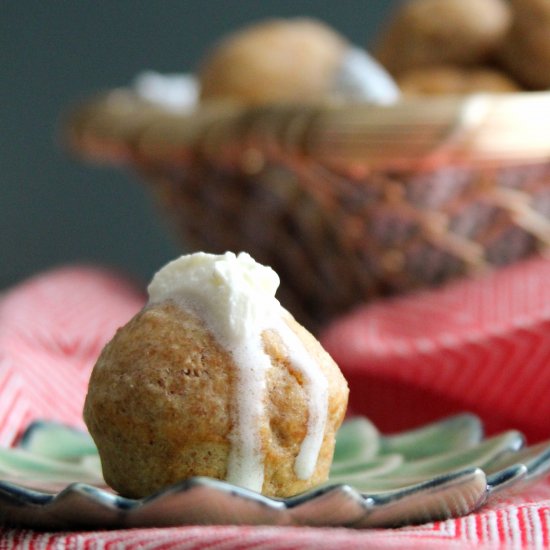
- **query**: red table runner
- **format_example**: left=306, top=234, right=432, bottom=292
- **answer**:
left=321, top=257, right=550, bottom=443
left=0, top=260, right=549, bottom=548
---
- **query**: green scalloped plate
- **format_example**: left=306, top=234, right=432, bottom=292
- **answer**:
left=0, top=414, right=548, bottom=530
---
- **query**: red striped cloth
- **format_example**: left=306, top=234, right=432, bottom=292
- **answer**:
left=0, top=261, right=549, bottom=548
left=321, top=257, right=550, bottom=443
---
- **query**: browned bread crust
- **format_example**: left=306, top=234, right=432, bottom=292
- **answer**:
left=84, top=301, right=348, bottom=498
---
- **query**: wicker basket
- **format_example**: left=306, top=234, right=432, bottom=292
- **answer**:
left=67, top=90, right=550, bottom=329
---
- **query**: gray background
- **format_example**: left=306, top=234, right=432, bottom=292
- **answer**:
left=1, top=1, right=399, bottom=291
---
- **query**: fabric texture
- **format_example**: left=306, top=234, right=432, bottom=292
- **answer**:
left=321, top=257, right=550, bottom=443
left=0, top=260, right=549, bottom=548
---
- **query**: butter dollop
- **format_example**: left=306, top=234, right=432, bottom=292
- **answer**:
left=148, top=251, right=280, bottom=345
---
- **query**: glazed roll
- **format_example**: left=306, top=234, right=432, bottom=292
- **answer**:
left=84, top=252, right=349, bottom=498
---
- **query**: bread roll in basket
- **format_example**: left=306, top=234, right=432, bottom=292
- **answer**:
left=67, top=89, right=550, bottom=329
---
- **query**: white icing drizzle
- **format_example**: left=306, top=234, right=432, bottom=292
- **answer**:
left=329, top=46, right=400, bottom=105
left=147, top=252, right=328, bottom=492
left=134, top=71, right=199, bottom=112
left=273, top=319, right=328, bottom=479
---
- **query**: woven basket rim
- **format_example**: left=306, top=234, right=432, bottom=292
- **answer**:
left=67, top=89, right=550, bottom=171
